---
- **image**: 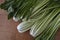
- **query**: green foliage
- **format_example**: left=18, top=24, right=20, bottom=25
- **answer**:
left=0, top=0, right=60, bottom=40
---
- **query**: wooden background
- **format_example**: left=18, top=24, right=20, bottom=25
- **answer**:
left=0, top=0, right=60, bottom=40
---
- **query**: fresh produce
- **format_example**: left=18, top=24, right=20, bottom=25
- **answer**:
left=35, top=13, right=60, bottom=40
left=30, top=8, right=60, bottom=37
left=17, top=20, right=34, bottom=33
left=0, top=0, right=60, bottom=40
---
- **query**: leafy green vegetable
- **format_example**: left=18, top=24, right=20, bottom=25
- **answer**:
left=0, top=0, right=60, bottom=40
left=17, top=21, right=34, bottom=33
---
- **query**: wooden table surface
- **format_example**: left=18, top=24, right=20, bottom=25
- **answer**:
left=0, top=0, right=60, bottom=40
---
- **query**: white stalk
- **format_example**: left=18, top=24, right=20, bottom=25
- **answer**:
left=17, top=21, right=34, bottom=33
left=13, top=16, right=20, bottom=22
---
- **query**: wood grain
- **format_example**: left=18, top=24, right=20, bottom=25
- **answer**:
left=0, top=9, right=34, bottom=40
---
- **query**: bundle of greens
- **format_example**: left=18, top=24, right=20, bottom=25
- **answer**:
left=0, top=0, right=60, bottom=40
